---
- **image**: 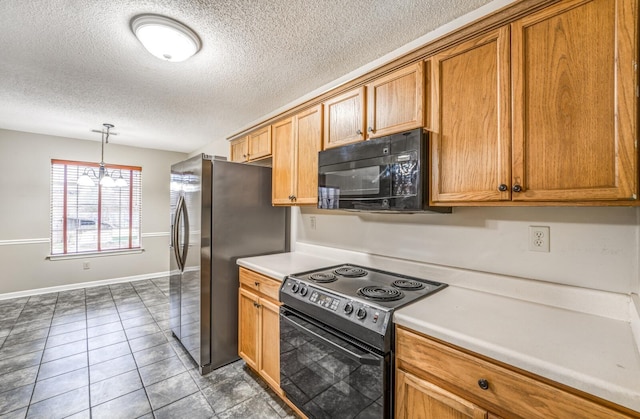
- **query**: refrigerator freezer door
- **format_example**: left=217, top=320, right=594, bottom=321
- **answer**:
left=169, top=164, right=184, bottom=340
left=179, top=155, right=212, bottom=368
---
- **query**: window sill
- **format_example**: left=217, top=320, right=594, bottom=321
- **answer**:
left=47, top=248, right=145, bottom=261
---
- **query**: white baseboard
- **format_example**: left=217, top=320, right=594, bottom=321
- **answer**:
left=0, top=271, right=170, bottom=301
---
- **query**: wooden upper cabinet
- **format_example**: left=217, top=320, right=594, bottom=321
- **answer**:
left=272, top=117, right=295, bottom=205
left=323, top=87, right=365, bottom=149
left=432, top=0, right=638, bottom=205
left=230, top=137, right=248, bottom=163
left=366, top=61, right=425, bottom=138
left=430, top=27, right=511, bottom=203
left=247, top=126, right=272, bottom=161
left=511, top=0, right=638, bottom=202
left=294, top=105, right=323, bottom=204
left=272, top=106, right=323, bottom=205
left=229, top=126, right=272, bottom=162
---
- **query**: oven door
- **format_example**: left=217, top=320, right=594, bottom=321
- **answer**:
left=280, top=307, right=390, bottom=419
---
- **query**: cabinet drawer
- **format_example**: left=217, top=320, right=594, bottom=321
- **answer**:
left=239, top=267, right=281, bottom=301
left=396, top=327, right=633, bottom=419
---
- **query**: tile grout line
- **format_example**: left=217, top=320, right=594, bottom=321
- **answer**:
left=85, top=287, right=93, bottom=419
left=119, top=281, right=157, bottom=417
left=26, top=291, right=59, bottom=418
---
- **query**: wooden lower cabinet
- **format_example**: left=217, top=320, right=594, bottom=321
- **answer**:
left=395, top=326, right=637, bottom=419
left=238, top=268, right=282, bottom=393
left=258, top=297, right=280, bottom=390
left=396, top=369, right=488, bottom=419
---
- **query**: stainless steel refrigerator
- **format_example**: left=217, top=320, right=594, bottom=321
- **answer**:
left=169, top=154, right=288, bottom=374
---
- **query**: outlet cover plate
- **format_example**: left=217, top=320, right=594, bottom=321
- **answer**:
left=529, top=226, right=550, bottom=252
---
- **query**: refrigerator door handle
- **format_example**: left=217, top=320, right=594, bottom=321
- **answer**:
left=173, top=195, right=185, bottom=272
left=180, top=196, right=189, bottom=269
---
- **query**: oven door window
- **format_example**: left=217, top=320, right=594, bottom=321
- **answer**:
left=280, top=309, right=387, bottom=418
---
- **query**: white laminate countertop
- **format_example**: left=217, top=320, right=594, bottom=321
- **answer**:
left=236, top=252, right=340, bottom=280
left=395, top=287, right=640, bottom=413
left=236, top=248, right=640, bottom=413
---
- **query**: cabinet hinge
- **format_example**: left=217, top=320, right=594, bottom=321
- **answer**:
left=633, top=194, right=637, bottom=200
left=634, top=61, right=638, bottom=71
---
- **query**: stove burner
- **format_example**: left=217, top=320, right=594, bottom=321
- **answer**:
left=334, top=267, right=368, bottom=278
left=308, top=272, right=337, bottom=283
left=357, top=286, right=404, bottom=301
left=392, top=279, right=425, bottom=291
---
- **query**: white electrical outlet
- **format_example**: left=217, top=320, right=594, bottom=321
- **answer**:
left=528, top=226, right=550, bottom=252
left=310, top=216, right=317, bottom=230
left=83, top=261, right=90, bottom=270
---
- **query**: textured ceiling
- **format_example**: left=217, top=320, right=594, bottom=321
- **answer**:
left=0, top=0, right=496, bottom=153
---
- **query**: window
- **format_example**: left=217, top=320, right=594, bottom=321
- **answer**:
left=50, top=160, right=142, bottom=255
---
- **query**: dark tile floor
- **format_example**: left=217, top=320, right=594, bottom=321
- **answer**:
left=0, top=278, right=297, bottom=419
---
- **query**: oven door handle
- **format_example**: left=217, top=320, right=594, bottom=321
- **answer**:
left=281, top=310, right=381, bottom=365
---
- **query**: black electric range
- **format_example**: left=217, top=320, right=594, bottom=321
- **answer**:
left=279, top=264, right=447, bottom=418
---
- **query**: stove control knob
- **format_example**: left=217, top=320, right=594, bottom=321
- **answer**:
left=356, top=307, right=367, bottom=320
left=344, top=302, right=354, bottom=315
left=291, top=283, right=300, bottom=293
left=299, top=286, right=308, bottom=296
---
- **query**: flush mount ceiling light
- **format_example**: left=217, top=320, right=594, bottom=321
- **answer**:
left=131, top=14, right=201, bottom=62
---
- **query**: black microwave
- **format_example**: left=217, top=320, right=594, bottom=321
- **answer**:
left=317, top=129, right=451, bottom=213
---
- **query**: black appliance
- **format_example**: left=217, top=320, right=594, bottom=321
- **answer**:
left=317, top=128, right=451, bottom=213
left=279, top=264, right=447, bottom=418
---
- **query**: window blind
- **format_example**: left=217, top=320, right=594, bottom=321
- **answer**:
left=50, top=160, right=142, bottom=255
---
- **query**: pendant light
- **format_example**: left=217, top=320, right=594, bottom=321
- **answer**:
left=131, top=14, right=201, bottom=62
left=77, top=123, right=127, bottom=188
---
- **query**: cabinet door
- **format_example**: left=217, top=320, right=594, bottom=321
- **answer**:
left=259, top=297, right=281, bottom=392
left=511, top=0, right=638, bottom=202
left=323, top=87, right=366, bottom=149
left=272, top=117, right=295, bottom=205
left=294, top=105, right=323, bottom=205
left=238, top=288, right=260, bottom=371
left=430, top=27, right=511, bottom=203
left=248, top=126, right=272, bottom=161
left=366, top=61, right=425, bottom=138
left=230, top=137, right=248, bottom=163
left=396, top=369, right=488, bottom=419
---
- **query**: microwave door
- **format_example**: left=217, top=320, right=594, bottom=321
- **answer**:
left=319, top=160, right=392, bottom=209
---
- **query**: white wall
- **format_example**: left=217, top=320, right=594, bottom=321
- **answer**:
left=0, top=129, right=187, bottom=294
left=295, top=206, right=640, bottom=295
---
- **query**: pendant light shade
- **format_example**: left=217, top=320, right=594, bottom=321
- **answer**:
left=131, top=14, right=201, bottom=62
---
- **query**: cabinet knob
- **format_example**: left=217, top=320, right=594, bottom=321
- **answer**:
left=242, top=154, right=247, bottom=158
left=368, top=126, right=374, bottom=133
left=498, top=184, right=508, bottom=192
left=291, top=195, right=296, bottom=201
left=254, top=281, right=260, bottom=287
left=478, top=379, right=489, bottom=390
left=356, top=129, right=363, bottom=135
left=512, top=184, right=523, bottom=193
